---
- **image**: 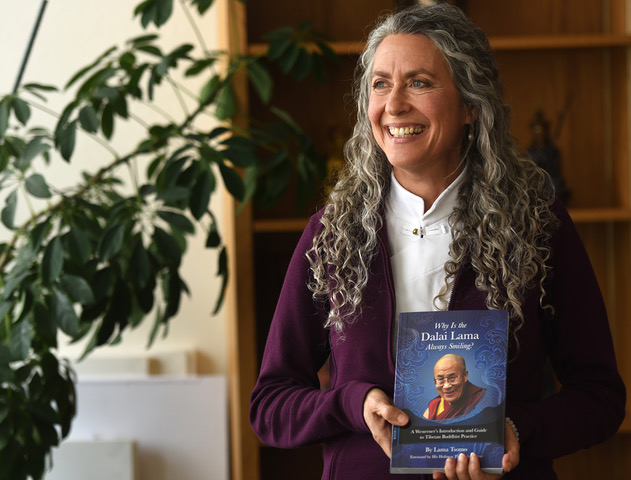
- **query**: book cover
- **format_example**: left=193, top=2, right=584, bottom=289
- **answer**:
left=390, top=310, right=509, bottom=474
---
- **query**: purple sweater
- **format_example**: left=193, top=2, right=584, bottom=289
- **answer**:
left=250, top=201, right=626, bottom=479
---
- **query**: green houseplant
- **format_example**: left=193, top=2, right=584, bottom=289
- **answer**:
left=0, top=0, right=336, bottom=477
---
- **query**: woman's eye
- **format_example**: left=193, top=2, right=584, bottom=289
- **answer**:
left=411, top=79, right=426, bottom=88
left=373, top=80, right=387, bottom=89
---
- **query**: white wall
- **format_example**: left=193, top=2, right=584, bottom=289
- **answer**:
left=0, top=0, right=231, bottom=375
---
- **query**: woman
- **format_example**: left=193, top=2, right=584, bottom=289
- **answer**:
left=250, top=3, right=626, bottom=479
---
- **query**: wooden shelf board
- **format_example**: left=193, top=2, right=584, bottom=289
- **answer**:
left=249, top=34, right=631, bottom=57
left=252, top=209, right=631, bottom=233
left=253, top=218, right=309, bottom=232
left=490, top=33, right=631, bottom=51
left=569, top=207, right=631, bottom=223
left=248, top=40, right=364, bottom=56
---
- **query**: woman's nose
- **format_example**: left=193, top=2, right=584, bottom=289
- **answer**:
left=385, top=86, right=411, bottom=116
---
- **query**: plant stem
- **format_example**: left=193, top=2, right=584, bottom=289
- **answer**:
left=179, top=0, right=210, bottom=56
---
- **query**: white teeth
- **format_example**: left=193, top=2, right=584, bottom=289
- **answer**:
left=388, top=126, right=425, bottom=137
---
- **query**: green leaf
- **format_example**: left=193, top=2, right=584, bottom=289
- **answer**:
left=58, top=119, right=78, bottom=161
left=0, top=301, right=12, bottom=326
left=25, top=173, right=52, bottom=199
left=292, top=48, right=313, bottom=82
left=200, top=75, right=221, bottom=105
left=267, top=152, right=291, bottom=198
left=67, top=226, right=92, bottom=265
left=113, top=93, right=129, bottom=118
left=147, top=306, right=163, bottom=349
left=192, top=0, right=214, bottom=14
left=76, top=66, right=118, bottom=100
left=136, top=281, right=155, bottom=314
left=215, top=82, right=237, bottom=121
left=129, top=240, right=151, bottom=289
left=127, top=33, right=159, bottom=47
left=155, top=186, right=189, bottom=205
left=136, top=44, right=163, bottom=57
left=278, top=43, right=300, bottom=74
left=189, top=169, right=213, bottom=219
left=42, top=236, right=63, bottom=284
left=221, top=136, right=258, bottom=167
left=0, top=98, right=9, bottom=140
left=205, top=213, right=221, bottom=248
left=199, top=144, right=223, bottom=164
left=23, top=82, right=58, bottom=94
left=135, top=0, right=174, bottom=28
left=11, top=97, right=31, bottom=125
left=60, top=274, right=95, bottom=305
left=164, top=270, right=184, bottom=318
left=99, top=224, right=125, bottom=262
left=78, top=105, right=99, bottom=133
left=2, top=264, right=31, bottom=302
left=153, top=226, right=182, bottom=266
left=18, top=136, right=50, bottom=169
left=65, top=46, right=117, bottom=89
left=0, top=142, right=9, bottom=172
left=33, top=301, right=58, bottom=348
left=119, top=51, right=136, bottom=70
left=267, top=36, right=293, bottom=61
left=94, top=85, right=120, bottom=101
left=106, top=280, right=132, bottom=333
left=213, top=246, right=228, bottom=314
left=10, top=319, right=31, bottom=361
left=0, top=345, right=13, bottom=381
left=29, top=219, right=50, bottom=251
left=157, top=210, right=195, bottom=233
left=50, top=290, right=79, bottom=337
left=0, top=405, right=8, bottom=424
left=101, top=104, right=114, bottom=139
left=247, top=61, right=272, bottom=103
left=218, top=161, right=245, bottom=201
left=167, top=44, right=194, bottom=61
left=185, top=58, right=216, bottom=77
left=1, top=189, right=17, bottom=230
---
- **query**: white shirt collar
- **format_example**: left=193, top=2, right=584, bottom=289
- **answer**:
left=386, top=167, right=466, bottom=241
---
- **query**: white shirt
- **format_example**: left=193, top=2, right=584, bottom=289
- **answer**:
left=385, top=169, right=465, bottom=335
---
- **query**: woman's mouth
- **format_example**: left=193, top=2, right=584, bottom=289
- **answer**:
left=387, top=126, right=426, bottom=138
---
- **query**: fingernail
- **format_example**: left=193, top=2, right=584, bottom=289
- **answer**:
left=397, top=414, right=407, bottom=424
left=458, top=453, right=466, bottom=462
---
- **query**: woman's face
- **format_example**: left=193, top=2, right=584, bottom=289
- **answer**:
left=368, top=34, right=470, bottom=190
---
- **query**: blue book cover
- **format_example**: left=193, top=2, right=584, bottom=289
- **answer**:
left=390, top=310, right=509, bottom=474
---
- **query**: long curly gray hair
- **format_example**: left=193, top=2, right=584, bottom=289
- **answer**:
left=307, top=2, right=558, bottom=334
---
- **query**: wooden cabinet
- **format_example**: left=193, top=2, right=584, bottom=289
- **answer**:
left=227, top=1, right=631, bottom=479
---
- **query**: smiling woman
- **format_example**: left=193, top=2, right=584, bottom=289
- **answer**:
left=249, top=3, right=626, bottom=480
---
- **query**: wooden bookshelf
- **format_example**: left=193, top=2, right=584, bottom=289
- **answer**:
left=226, top=1, right=631, bottom=479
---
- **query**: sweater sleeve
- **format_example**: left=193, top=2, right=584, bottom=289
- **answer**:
left=506, top=202, right=626, bottom=459
left=249, top=213, right=375, bottom=448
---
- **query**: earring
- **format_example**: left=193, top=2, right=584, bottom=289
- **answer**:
left=467, top=125, right=474, bottom=141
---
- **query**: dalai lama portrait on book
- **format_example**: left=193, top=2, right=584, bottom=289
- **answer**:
left=423, top=353, right=486, bottom=420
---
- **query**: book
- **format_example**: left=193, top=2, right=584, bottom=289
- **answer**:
left=390, top=310, right=509, bottom=474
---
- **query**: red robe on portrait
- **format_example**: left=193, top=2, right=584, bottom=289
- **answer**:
left=426, top=381, right=486, bottom=420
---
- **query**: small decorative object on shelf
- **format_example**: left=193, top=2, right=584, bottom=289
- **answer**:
left=526, top=109, right=571, bottom=203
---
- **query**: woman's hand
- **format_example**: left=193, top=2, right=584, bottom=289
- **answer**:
left=432, top=420, right=520, bottom=480
left=362, top=388, right=409, bottom=457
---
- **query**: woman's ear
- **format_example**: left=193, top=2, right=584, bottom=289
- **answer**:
left=465, top=106, right=478, bottom=125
